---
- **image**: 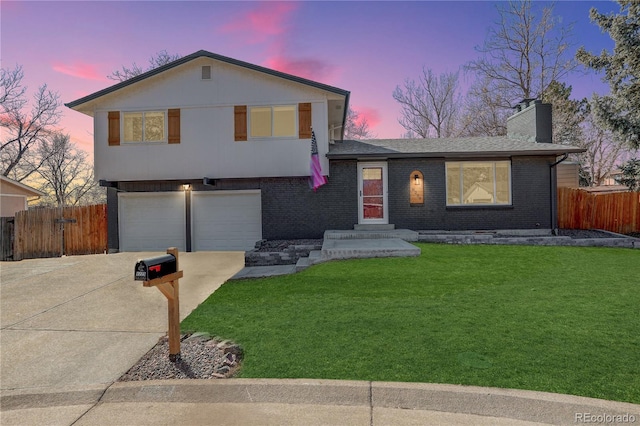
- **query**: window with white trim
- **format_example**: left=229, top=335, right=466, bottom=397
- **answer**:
left=123, top=111, right=165, bottom=143
left=249, top=105, right=296, bottom=138
left=446, top=161, right=511, bottom=206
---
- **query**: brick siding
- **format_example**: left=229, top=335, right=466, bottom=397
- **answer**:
left=387, top=157, right=554, bottom=230
left=106, top=157, right=555, bottom=250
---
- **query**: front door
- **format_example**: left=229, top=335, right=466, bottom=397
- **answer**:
left=358, top=162, right=388, bottom=224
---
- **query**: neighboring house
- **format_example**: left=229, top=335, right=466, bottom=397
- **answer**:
left=556, top=162, right=580, bottom=188
left=602, top=169, right=624, bottom=187
left=66, top=50, right=584, bottom=252
left=0, top=175, right=45, bottom=217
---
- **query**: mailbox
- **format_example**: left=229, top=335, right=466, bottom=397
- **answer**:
left=134, top=254, right=177, bottom=281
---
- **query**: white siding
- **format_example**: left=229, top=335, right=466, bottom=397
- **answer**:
left=91, top=58, right=335, bottom=181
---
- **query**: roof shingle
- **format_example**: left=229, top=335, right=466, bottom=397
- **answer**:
left=327, top=137, right=585, bottom=159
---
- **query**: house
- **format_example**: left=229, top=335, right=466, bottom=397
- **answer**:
left=556, top=162, right=580, bottom=188
left=0, top=175, right=45, bottom=217
left=66, top=50, right=584, bottom=253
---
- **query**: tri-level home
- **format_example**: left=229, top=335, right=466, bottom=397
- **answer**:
left=66, top=50, right=584, bottom=252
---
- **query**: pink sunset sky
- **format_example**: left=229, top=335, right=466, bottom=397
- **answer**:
left=1, top=1, right=618, bottom=155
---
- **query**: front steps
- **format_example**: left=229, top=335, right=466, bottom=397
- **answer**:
left=294, top=229, right=421, bottom=272
left=320, top=238, right=420, bottom=261
left=324, top=229, right=419, bottom=242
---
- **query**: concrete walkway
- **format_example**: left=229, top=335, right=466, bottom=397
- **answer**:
left=2, top=252, right=639, bottom=425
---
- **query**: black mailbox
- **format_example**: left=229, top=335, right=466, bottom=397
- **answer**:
left=135, top=254, right=177, bottom=281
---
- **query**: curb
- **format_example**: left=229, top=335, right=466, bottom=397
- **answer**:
left=3, top=379, right=639, bottom=425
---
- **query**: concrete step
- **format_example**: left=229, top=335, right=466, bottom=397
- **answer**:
left=353, top=224, right=396, bottom=231
left=232, top=265, right=296, bottom=279
left=295, top=250, right=325, bottom=272
left=308, top=250, right=323, bottom=264
left=321, top=238, right=420, bottom=261
left=418, top=234, right=494, bottom=244
left=295, top=257, right=311, bottom=272
left=324, top=229, right=419, bottom=242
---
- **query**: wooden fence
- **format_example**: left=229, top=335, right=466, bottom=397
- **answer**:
left=557, top=187, right=639, bottom=234
left=11, top=204, right=107, bottom=260
left=1, top=217, right=14, bottom=261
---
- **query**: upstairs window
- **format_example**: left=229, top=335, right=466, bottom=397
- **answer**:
left=446, top=161, right=511, bottom=206
left=123, top=111, right=165, bottom=143
left=249, top=105, right=296, bottom=138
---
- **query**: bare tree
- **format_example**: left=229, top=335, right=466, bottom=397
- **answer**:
left=458, top=78, right=510, bottom=137
left=393, top=68, right=462, bottom=138
left=35, top=133, right=103, bottom=206
left=1, top=65, right=61, bottom=181
left=344, top=107, right=375, bottom=140
left=465, top=0, right=576, bottom=108
left=108, top=50, right=182, bottom=82
left=578, top=112, right=628, bottom=187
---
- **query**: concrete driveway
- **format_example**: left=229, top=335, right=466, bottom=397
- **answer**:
left=0, top=251, right=244, bottom=394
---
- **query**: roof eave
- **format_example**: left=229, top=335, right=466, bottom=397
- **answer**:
left=65, top=50, right=349, bottom=110
left=0, top=175, right=46, bottom=197
left=326, top=147, right=586, bottom=160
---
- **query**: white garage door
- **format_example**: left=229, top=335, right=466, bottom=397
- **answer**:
left=192, top=190, right=262, bottom=251
left=119, top=192, right=186, bottom=251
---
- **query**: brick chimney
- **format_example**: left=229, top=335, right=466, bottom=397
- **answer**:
left=506, top=99, right=553, bottom=143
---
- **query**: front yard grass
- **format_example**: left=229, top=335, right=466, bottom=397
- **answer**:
left=181, top=244, right=640, bottom=403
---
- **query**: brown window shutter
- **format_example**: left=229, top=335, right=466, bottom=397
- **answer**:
left=298, top=103, right=312, bottom=139
left=108, top=111, right=120, bottom=146
left=168, top=109, right=181, bottom=144
left=234, top=105, right=247, bottom=141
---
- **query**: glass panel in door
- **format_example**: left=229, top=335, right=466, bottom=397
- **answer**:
left=362, top=167, right=384, bottom=219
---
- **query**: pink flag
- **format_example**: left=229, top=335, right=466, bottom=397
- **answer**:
left=310, top=129, right=327, bottom=191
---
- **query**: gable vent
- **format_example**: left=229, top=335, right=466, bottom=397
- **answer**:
left=201, top=66, right=212, bottom=80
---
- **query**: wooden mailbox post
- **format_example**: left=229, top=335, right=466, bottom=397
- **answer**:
left=135, top=247, right=184, bottom=361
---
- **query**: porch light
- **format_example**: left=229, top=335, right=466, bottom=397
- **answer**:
left=410, top=170, right=424, bottom=205
left=182, top=183, right=191, bottom=191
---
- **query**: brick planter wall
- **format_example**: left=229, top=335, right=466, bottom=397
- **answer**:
left=244, top=244, right=323, bottom=266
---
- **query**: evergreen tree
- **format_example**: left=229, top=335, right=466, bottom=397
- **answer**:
left=576, top=1, right=640, bottom=149
left=541, top=80, right=585, bottom=146
left=615, top=158, right=640, bottom=191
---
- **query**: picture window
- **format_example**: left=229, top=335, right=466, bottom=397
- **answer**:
left=446, top=161, right=511, bottom=206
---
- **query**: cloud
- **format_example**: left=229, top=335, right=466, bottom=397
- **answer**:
left=355, top=106, right=382, bottom=128
left=218, top=2, right=338, bottom=85
left=52, top=62, right=107, bottom=81
left=263, top=55, right=336, bottom=83
left=219, top=2, right=298, bottom=43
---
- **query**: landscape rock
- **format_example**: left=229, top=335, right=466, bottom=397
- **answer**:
left=119, top=334, right=242, bottom=381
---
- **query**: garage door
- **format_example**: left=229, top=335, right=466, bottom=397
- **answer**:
left=192, top=190, right=262, bottom=251
left=119, top=192, right=186, bottom=251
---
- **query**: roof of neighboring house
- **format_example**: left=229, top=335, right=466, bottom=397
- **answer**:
left=0, top=175, right=46, bottom=197
left=327, top=137, right=586, bottom=159
left=463, top=182, right=495, bottom=200
left=65, top=50, right=350, bottom=110
left=582, top=185, right=630, bottom=193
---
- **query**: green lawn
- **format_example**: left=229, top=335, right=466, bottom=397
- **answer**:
left=181, top=244, right=640, bottom=403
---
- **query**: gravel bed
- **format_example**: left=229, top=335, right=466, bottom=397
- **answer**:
left=119, top=333, right=242, bottom=381
left=556, top=229, right=626, bottom=239
left=254, top=239, right=323, bottom=252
